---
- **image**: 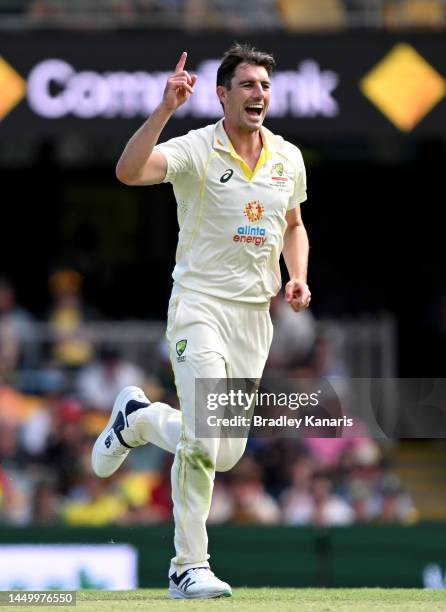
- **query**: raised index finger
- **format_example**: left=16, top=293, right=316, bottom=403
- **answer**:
left=175, top=51, right=187, bottom=73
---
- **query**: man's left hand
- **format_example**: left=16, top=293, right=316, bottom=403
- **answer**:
left=285, top=279, right=311, bottom=312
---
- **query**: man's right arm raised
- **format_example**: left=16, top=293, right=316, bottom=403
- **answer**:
left=116, top=51, right=197, bottom=186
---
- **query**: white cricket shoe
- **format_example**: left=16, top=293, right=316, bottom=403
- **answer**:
left=168, top=567, right=232, bottom=599
left=91, top=386, right=150, bottom=478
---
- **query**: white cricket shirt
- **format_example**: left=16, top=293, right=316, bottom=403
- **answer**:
left=155, top=119, right=307, bottom=304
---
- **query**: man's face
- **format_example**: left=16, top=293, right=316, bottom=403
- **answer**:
left=217, top=62, right=271, bottom=132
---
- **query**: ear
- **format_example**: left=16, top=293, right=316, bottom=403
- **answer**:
left=216, top=85, right=226, bottom=107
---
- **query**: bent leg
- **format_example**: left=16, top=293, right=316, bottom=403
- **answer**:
left=215, top=306, right=273, bottom=472
left=215, top=437, right=248, bottom=472
left=127, top=402, right=181, bottom=454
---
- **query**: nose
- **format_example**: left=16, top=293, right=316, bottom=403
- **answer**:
left=252, top=82, right=264, bottom=98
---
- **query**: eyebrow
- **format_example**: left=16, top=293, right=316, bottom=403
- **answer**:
left=238, top=79, right=271, bottom=86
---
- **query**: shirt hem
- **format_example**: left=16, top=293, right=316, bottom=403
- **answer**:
left=171, top=284, right=271, bottom=311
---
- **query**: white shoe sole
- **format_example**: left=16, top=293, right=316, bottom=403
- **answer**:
left=91, top=385, right=146, bottom=478
left=168, top=586, right=232, bottom=599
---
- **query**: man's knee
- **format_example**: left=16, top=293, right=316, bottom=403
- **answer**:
left=215, top=441, right=247, bottom=472
left=216, top=456, right=241, bottom=472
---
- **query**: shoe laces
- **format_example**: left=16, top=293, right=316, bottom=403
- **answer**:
left=105, top=431, right=129, bottom=456
left=186, top=567, right=215, bottom=582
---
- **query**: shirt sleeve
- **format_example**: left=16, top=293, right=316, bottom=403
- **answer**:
left=287, top=147, right=307, bottom=211
left=154, top=131, right=197, bottom=184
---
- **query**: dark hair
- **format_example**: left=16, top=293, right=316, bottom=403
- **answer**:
left=216, top=43, right=276, bottom=89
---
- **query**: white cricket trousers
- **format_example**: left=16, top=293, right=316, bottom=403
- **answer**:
left=129, top=289, right=272, bottom=575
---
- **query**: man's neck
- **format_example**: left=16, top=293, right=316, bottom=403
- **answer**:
left=223, top=120, right=263, bottom=167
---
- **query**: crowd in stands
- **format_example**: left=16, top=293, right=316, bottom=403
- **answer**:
left=1, top=0, right=445, bottom=30
left=0, top=271, right=417, bottom=527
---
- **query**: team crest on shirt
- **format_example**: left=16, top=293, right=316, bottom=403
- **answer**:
left=269, top=162, right=293, bottom=193
left=243, top=200, right=264, bottom=222
left=272, top=163, right=284, bottom=176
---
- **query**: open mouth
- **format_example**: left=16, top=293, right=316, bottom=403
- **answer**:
left=245, top=105, right=263, bottom=118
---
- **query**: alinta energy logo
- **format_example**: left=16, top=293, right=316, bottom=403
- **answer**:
left=360, top=43, right=446, bottom=132
left=0, top=56, right=26, bottom=121
left=233, top=201, right=267, bottom=247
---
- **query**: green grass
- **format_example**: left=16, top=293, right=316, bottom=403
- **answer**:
left=14, top=589, right=446, bottom=612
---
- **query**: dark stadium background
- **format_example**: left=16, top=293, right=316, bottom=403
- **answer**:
left=1, top=32, right=445, bottom=376
left=2, top=111, right=443, bottom=376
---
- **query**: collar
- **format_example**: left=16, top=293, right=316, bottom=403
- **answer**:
left=212, top=118, right=284, bottom=155
left=213, top=119, right=282, bottom=180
